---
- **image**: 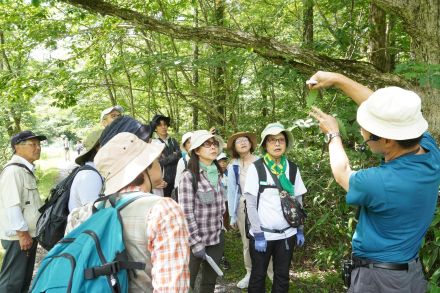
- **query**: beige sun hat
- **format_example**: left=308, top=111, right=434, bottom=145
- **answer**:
left=180, top=131, right=193, bottom=152
left=260, top=122, right=294, bottom=150
left=75, top=128, right=104, bottom=165
left=226, top=132, right=257, bottom=151
left=357, top=87, right=428, bottom=140
left=189, top=130, right=224, bottom=153
left=94, top=132, right=164, bottom=195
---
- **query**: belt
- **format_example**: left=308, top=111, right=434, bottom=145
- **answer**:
left=261, top=226, right=290, bottom=234
left=352, top=256, right=416, bottom=271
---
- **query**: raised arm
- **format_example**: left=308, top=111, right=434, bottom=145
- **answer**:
left=308, top=71, right=373, bottom=106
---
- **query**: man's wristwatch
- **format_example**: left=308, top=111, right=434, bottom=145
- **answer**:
left=324, top=132, right=341, bottom=144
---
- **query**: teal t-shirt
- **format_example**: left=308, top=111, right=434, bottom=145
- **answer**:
left=347, top=132, right=440, bottom=263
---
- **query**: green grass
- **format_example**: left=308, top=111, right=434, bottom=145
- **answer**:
left=36, top=167, right=60, bottom=200
left=222, top=229, right=345, bottom=292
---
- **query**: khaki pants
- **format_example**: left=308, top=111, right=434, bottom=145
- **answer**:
left=237, top=196, right=273, bottom=278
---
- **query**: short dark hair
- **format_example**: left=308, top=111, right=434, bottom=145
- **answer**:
left=396, top=135, right=423, bottom=149
left=231, top=136, right=255, bottom=158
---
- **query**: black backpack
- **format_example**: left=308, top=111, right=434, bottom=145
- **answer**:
left=244, top=158, right=304, bottom=238
left=36, top=165, right=100, bottom=250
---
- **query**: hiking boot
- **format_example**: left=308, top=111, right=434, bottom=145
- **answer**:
left=237, top=272, right=251, bottom=289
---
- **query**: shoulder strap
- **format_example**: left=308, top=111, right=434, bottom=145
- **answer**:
left=288, top=160, right=297, bottom=188
left=2, top=162, right=35, bottom=178
left=232, top=164, right=241, bottom=193
left=183, top=156, right=188, bottom=169
left=254, top=158, right=268, bottom=209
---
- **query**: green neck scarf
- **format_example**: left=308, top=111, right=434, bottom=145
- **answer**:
left=263, top=153, right=294, bottom=194
left=199, top=161, right=219, bottom=188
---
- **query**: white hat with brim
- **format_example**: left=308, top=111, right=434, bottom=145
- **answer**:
left=357, top=87, right=428, bottom=140
left=217, top=153, right=228, bottom=161
left=180, top=131, right=193, bottom=152
left=94, top=132, right=164, bottom=195
left=260, top=122, right=294, bottom=150
left=100, top=105, right=124, bottom=122
left=189, top=130, right=224, bottom=154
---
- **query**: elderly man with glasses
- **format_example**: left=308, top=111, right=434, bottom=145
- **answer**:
left=0, top=130, right=47, bottom=292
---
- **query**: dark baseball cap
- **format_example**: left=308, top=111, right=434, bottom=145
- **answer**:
left=11, top=131, right=47, bottom=149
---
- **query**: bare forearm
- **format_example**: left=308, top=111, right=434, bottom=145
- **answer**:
left=328, top=137, right=352, bottom=191
left=332, top=73, right=374, bottom=105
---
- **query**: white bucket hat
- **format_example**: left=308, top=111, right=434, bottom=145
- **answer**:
left=180, top=131, right=193, bottom=152
left=217, top=152, right=228, bottom=161
left=189, top=130, right=224, bottom=154
left=260, top=122, right=294, bottom=150
left=357, top=87, right=428, bottom=140
left=100, top=105, right=124, bottom=122
left=94, top=132, right=164, bottom=195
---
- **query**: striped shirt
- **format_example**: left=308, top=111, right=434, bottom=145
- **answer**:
left=178, top=170, right=225, bottom=253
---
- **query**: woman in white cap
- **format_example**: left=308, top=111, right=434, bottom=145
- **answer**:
left=178, top=130, right=225, bottom=292
left=226, top=132, right=273, bottom=289
left=173, top=132, right=193, bottom=200
left=243, top=123, right=307, bottom=292
left=94, top=132, right=190, bottom=292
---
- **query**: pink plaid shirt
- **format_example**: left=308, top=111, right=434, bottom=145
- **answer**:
left=178, top=170, right=225, bottom=253
left=119, top=186, right=190, bottom=292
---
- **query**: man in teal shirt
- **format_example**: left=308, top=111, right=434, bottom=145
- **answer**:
left=309, top=71, right=439, bottom=293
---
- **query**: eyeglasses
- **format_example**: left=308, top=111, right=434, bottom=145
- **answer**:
left=19, top=142, right=41, bottom=148
left=202, top=140, right=220, bottom=148
left=267, top=137, right=286, bottom=145
left=235, top=137, right=249, bottom=144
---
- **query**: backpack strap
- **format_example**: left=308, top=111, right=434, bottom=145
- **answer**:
left=85, top=192, right=147, bottom=280
left=232, top=164, right=241, bottom=194
left=183, top=155, right=188, bottom=169
left=254, top=158, right=269, bottom=209
left=288, top=160, right=298, bottom=188
left=1, top=162, right=35, bottom=178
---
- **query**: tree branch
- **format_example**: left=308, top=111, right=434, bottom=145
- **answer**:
left=59, top=0, right=412, bottom=89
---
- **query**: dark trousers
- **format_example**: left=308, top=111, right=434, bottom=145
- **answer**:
left=248, top=235, right=295, bottom=293
left=0, top=238, right=38, bottom=293
left=190, top=231, right=224, bottom=293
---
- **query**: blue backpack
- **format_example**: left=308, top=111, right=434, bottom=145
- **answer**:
left=30, top=193, right=146, bottom=293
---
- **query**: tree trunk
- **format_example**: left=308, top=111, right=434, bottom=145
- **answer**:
left=368, top=3, right=388, bottom=72
left=302, top=0, right=314, bottom=47
left=212, top=0, right=226, bottom=128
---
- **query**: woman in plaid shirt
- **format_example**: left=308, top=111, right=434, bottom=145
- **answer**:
left=178, top=130, right=226, bottom=292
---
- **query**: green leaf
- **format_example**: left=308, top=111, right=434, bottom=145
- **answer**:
left=306, top=89, right=318, bottom=107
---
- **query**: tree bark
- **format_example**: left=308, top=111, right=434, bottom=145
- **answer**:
left=369, top=3, right=388, bottom=72
left=372, top=0, right=440, bottom=64
left=302, top=0, right=314, bottom=47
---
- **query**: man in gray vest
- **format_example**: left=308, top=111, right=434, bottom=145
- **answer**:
left=0, top=130, right=47, bottom=292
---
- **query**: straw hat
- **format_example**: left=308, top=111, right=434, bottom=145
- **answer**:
left=94, top=132, right=164, bottom=195
left=226, top=132, right=257, bottom=151
left=75, top=128, right=104, bottom=165
left=357, top=87, right=428, bottom=140
left=260, top=122, right=294, bottom=150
